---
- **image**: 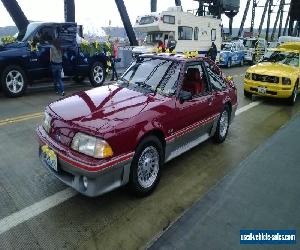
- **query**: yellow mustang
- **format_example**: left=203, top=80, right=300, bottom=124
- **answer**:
left=244, top=42, right=300, bottom=105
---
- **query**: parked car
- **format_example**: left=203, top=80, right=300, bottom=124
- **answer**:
left=217, top=42, right=245, bottom=67
left=243, top=37, right=267, bottom=65
left=37, top=54, right=238, bottom=197
left=0, top=22, right=108, bottom=97
left=244, top=42, right=300, bottom=105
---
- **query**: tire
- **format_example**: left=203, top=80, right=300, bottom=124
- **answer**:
left=73, top=75, right=86, bottom=83
left=244, top=90, right=252, bottom=99
left=129, top=136, right=163, bottom=197
left=1, top=65, right=27, bottom=98
left=240, top=58, right=244, bottom=66
left=287, top=83, right=298, bottom=106
left=213, top=106, right=230, bottom=143
left=227, top=59, right=232, bottom=68
left=89, top=62, right=105, bottom=87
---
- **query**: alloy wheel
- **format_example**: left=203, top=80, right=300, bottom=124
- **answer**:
left=6, top=70, right=24, bottom=94
left=137, top=146, right=160, bottom=189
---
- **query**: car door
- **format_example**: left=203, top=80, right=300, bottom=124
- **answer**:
left=57, top=23, right=78, bottom=76
left=28, top=25, right=57, bottom=79
left=173, top=61, right=216, bottom=148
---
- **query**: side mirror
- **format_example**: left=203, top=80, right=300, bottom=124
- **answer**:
left=179, top=90, right=192, bottom=103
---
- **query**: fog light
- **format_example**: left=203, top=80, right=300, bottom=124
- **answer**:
left=83, top=176, right=88, bottom=189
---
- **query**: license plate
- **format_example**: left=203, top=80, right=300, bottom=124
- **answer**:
left=257, top=87, right=267, bottom=94
left=40, top=145, right=58, bottom=172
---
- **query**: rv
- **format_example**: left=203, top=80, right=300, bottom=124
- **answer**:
left=132, top=6, right=222, bottom=57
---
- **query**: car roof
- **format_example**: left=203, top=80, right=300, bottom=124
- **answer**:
left=139, top=53, right=206, bottom=63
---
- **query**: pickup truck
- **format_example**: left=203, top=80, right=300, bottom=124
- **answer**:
left=0, top=22, right=108, bottom=97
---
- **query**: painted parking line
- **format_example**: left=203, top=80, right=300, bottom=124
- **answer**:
left=0, top=112, right=43, bottom=127
left=0, top=101, right=261, bottom=236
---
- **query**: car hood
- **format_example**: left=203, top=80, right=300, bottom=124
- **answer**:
left=247, top=62, right=298, bottom=76
left=220, top=51, right=231, bottom=56
left=48, top=85, right=153, bottom=132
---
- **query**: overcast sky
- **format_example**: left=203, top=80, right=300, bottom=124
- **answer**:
left=0, top=0, right=290, bottom=31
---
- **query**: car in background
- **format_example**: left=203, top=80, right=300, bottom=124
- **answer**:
left=243, top=37, right=267, bottom=65
left=0, top=22, right=108, bottom=98
left=217, top=42, right=245, bottom=68
left=244, top=42, right=300, bottom=105
left=37, top=54, right=237, bottom=197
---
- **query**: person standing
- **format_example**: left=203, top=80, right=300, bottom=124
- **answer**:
left=50, top=39, right=65, bottom=96
left=110, top=39, right=119, bottom=81
left=207, top=42, right=218, bottom=62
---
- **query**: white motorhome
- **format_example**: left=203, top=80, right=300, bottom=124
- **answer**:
left=133, top=6, right=222, bottom=56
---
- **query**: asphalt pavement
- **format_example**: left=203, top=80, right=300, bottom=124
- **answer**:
left=150, top=112, right=300, bottom=250
left=0, top=66, right=300, bottom=249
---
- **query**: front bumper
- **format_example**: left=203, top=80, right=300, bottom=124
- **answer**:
left=244, top=79, right=293, bottom=98
left=37, top=126, right=134, bottom=197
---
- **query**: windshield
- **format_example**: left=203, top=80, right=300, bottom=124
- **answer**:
left=17, top=23, right=41, bottom=42
left=146, top=32, right=164, bottom=45
left=262, top=51, right=299, bottom=67
left=119, top=58, right=181, bottom=96
left=221, top=43, right=232, bottom=51
left=243, top=40, right=256, bottom=48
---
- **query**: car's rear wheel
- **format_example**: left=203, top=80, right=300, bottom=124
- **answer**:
left=213, top=106, right=230, bottom=143
left=1, top=65, right=27, bottom=98
left=130, top=136, right=163, bottom=197
left=89, top=62, right=105, bottom=87
left=287, top=83, right=298, bottom=106
left=244, top=90, right=252, bottom=99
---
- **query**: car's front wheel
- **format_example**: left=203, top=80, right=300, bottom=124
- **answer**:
left=287, top=83, right=298, bottom=106
left=130, top=136, right=163, bottom=197
left=240, top=58, right=244, bottom=66
left=244, top=90, right=252, bottom=99
left=89, top=62, right=105, bottom=87
left=227, top=59, right=232, bottom=68
left=213, top=106, right=230, bottom=143
left=1, top=65, right=27, bottom=97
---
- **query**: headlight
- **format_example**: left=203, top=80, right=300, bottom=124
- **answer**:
left=43, top=112, right=52, bottom=133
left=71, top=132, right=113, bottom=159
left=219, top=55, right=224, bottom=61
left=245, top=72, right=251, bottom=80
left=282, top=77, right=291, bottom=85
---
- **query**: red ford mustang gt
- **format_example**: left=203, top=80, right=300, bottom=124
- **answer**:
left=37, top=54, right=238, bottom=197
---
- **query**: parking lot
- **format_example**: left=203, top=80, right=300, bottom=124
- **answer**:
left=0, top=66, right=300, bottom=249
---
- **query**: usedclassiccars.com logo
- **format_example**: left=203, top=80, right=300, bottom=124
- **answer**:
left=240, top=230, right=296, bottom=244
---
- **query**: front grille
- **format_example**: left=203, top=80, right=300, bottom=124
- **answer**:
left=252, top=74, right=279, bottom=83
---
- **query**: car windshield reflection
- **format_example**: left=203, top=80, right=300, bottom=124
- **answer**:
left=119, top=58, right=181, bottom=96
left=262, top=51, right=299, bottom=67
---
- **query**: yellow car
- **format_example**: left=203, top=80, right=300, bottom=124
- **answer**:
left=244, top=42, right=300, bottom=105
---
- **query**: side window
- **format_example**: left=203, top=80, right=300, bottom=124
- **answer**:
left=181, top=63, right=209, bottom=97
left=194, top=27, right=199, bottom=41
left=159, top=62, right=181, bottom=96
left=178, top=26, right=193, bottom=40
left=211, top=29, right=216, bottom=41
left=204, top=61, right=226, bottom=90
left=36, top=27, right=56, bottom=44
left=163, top=15, right=175, bottom=24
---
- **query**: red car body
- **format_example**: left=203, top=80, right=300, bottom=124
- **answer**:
left=37, top=55, right=238, bottom=197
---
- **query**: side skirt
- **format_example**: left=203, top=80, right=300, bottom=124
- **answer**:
left=165, top=133, right=210, bottom=162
